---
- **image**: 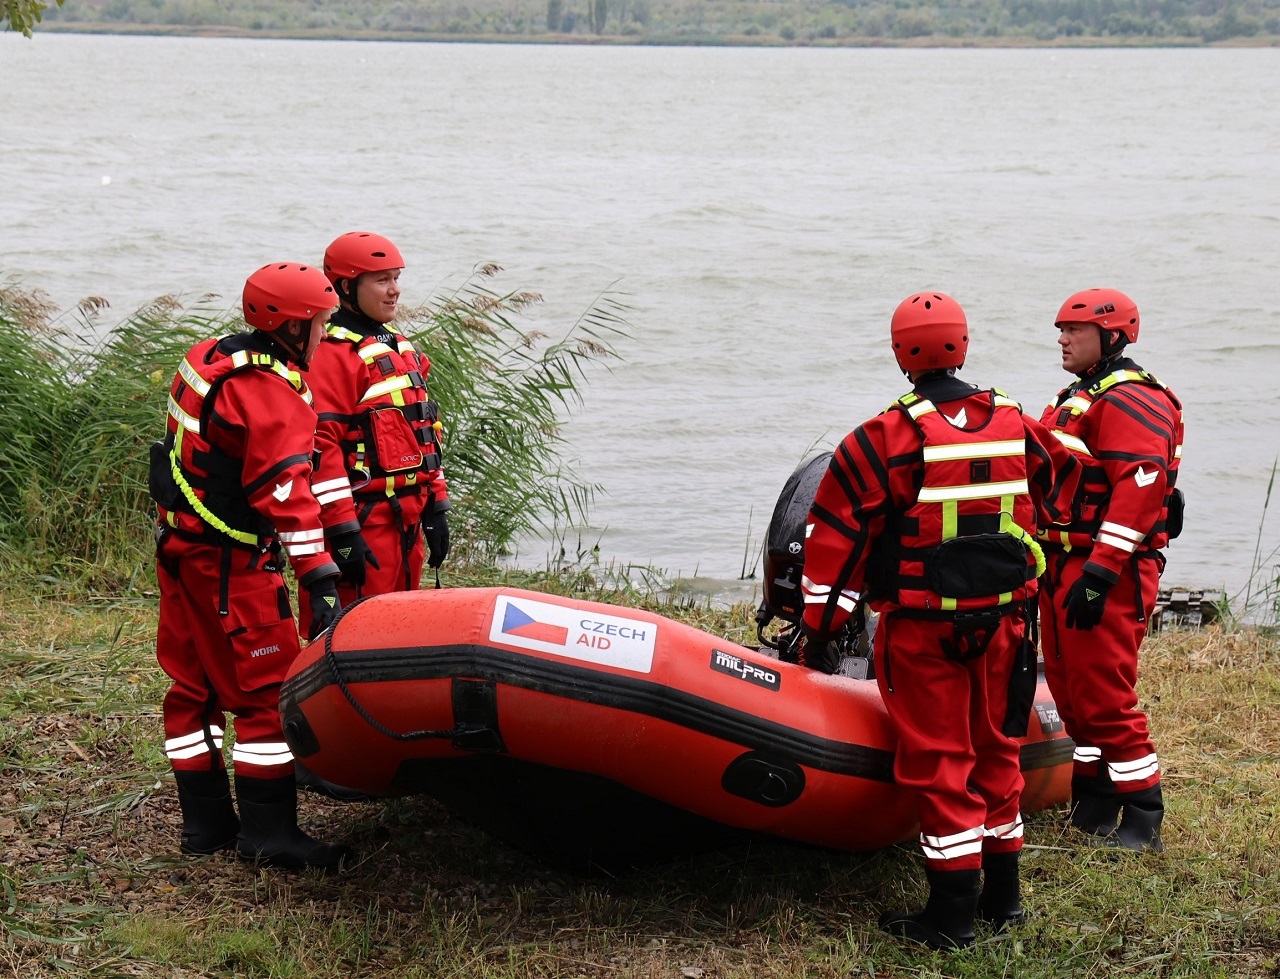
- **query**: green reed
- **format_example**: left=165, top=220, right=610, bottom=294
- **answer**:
left=0, top=271, right=627, bottom=591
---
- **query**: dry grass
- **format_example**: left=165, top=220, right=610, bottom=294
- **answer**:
left=1, top=589, right=1278, bottom=978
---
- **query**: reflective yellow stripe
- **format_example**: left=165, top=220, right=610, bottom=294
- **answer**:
left=1002, top=510, right=1046, bottom=577
left=916, top=479, right=1029, bottom=503
left=167, top=394, right=200, bottom=433
left=922, top=439, right=1024, bottom=463
left=178, top=357, right=211, bottom=396
left=1051, top=430, right=1093, bottom=457
left=361, top=376, right=414, bottom=401
left=170, top=428, right=259, bottom=546
left=906, top=399, right=936, bottom=420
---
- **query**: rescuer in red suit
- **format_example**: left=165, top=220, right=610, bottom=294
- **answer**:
left=151, top=262, right=352, bottom=872
left=799, top=292, right=1080, bottom=950
left=1038, top=288, right=1184, bottom=853
left=298, top=232, right=450, bottom=635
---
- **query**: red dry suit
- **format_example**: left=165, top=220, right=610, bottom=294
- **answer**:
left=302, top=308, right=449, bottom=630
left=801, top=375, right=1079, bottom=871
left=1037, top=357, right=1184, bottom=797
left=152, top=333, right=338, bottom=782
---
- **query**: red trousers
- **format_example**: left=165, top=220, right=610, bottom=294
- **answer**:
left=298, top=500, right=426, bottom=636
left=155, top=532, right=299, bottom=780
left=874, top=611, right=1026, bottom=871
left=1040, top=552, right=1162, bottom=795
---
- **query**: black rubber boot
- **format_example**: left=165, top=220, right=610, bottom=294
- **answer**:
left=1094, top=784, right=1164, bottom=853
left=235, top=774, right=355, bottom=872
left=977, top=850, right=1026, bottom=930
left=1069, top=770, right=1120, bottom=836
left=879, top=868, right=980, bottom=951
left=174, top=768, right=240, bottom=855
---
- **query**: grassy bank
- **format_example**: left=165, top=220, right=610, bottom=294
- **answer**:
left=2, top=580, right=1277, bottom=978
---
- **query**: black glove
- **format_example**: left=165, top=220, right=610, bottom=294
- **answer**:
left=1062, top=571, right=1113, bottom=631
left=798, top=635, right=841, bottom=675
left=329, top=529, right=380, bottom=587
left=423, top=510, right=450, bottom=569
left=306, top=577, right=342, bottom=641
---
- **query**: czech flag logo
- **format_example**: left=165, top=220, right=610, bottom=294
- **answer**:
left=500, top=601, right=569, bottom=646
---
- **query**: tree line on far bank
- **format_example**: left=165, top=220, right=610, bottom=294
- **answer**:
left=36, top=0, right=1280, bottom=44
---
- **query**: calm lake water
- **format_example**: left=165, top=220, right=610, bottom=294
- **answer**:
left=2, top=35, right=1278, bottom=607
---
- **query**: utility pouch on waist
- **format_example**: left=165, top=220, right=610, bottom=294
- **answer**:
left=366, top=406, right=424, bottom=474
left=926, top=533, right=1028, bottom=599
left=1166, top=487, right=1185, bottom=540
left=148, top=440, right=182, bottom=510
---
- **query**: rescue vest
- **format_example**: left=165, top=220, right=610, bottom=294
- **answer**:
left=878, top=390, right=1043, bottom=613
left=1037, top=366, right=1183, bottom=553
left=325, top=322, right=444, bottom=500
left=155, top=337, right=311, bottom=547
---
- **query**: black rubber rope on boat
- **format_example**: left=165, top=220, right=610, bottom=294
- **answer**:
left=321, top=601, right=464, bottom=742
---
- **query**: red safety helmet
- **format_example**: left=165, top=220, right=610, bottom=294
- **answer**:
left=890, top=292, right=969, bottom=373
left=1055, top=288, right=1139, bottom=351
left=242, top=263, right=336, bottom=332
left=323, top=231, right=405, bottom=285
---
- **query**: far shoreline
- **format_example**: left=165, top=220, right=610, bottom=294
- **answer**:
left=35, top=22, right=1280, bottom=48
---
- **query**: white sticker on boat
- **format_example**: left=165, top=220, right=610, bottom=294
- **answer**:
left=489, top=594, right=656, bottom=673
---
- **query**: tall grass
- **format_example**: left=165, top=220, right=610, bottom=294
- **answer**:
left=1226, top=456, right=1280, bottom=631
left=0, top=270, right=628, bottom=591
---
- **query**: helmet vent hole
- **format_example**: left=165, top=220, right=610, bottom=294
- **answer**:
left=267, top=304, right=279, bottom=313
left=910, top=346, right=921, bottom=356
left=944, top=343, right=955, bottom=352
left=923, top=300, right=932, bottom=310
left=371, top=251, right=387, bottom=258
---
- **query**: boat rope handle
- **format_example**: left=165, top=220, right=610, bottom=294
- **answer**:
left=320, top=604, right=465, bottom=742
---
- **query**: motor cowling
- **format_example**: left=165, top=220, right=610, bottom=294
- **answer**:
left=759, top=452, right=833, bottom=626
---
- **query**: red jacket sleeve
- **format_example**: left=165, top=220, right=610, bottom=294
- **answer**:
left=1023, top=414, right=1081, bottom=530
left=1081, top=385, right=1181, bottom=582
left=418, top=352, right=451, bottom=513
left=801, top=411, right=921, bottom=640
left=305, top=339, right=364, bottom=536
left=212, top=371, right=337, bottom=587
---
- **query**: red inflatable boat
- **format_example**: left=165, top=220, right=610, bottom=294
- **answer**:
left=280, top=586, right=1072, bottom=866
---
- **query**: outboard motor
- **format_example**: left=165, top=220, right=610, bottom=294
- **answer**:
left=760, top=452, right=832, bottom=629
left=756, top=452, right=872, bottom=674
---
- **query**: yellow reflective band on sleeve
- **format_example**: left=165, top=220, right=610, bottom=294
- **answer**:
left=916, top=479, right=1029, bottom=503
left=922, top=439, right=1024, bottom=463
left=1062, top=396, right=1092, bottom=413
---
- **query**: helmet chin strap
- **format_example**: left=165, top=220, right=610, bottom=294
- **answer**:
left=265, top=328, right=310, bottom=371
left=1099, top=327, right=1128, bottom=358
left=339, top=278, right=378, bottom=323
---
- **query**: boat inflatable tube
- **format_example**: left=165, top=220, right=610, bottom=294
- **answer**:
left=280, top=587, right=1072, bottom=865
